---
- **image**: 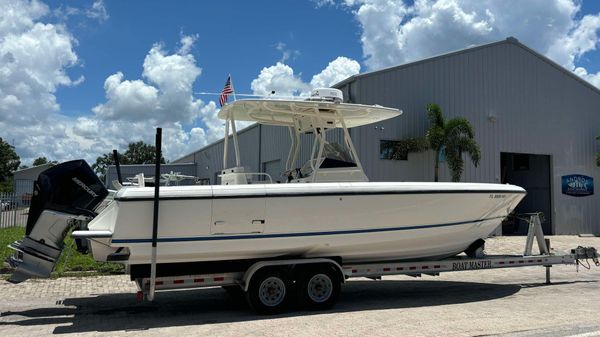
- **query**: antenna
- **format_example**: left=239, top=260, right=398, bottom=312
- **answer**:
left=195, top=91, right=306, bottom=100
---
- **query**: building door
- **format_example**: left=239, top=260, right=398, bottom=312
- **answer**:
left=501, top=152, right=552, bottom=235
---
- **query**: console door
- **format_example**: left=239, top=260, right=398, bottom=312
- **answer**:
left=211, top=185, right=266, bottom=234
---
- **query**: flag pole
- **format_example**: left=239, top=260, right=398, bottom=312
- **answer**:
left=228, top=74, right=241, bottom=167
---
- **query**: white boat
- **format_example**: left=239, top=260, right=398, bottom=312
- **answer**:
left=8, top=88, right=525, bottom=283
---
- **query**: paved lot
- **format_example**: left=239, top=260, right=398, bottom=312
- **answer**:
left=1, top=236, right=599, bottom=337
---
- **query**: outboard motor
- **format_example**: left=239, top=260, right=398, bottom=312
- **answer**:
left=7, top=160, right=108, bottom=283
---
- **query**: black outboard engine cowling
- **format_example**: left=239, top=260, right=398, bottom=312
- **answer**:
left=8, top=160, right=108, bottom=283
left=26, top=160, right=108, bottom=235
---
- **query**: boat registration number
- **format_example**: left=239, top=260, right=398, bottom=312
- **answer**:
left=489, top=194, right=506, bottom=199
left=451, top=260, right=492, bottom=271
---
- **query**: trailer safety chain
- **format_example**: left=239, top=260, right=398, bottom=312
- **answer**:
left=576, top=258, right=591, bottom=272
left=573, top=246, right=600, bottom=272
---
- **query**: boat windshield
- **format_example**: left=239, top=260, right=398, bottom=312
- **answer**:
left=300, top=142, right=357, bottom=177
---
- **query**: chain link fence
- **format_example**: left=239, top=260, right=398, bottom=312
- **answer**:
left=0, top=192, right=31, bottom=228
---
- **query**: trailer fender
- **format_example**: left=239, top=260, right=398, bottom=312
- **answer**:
left=241, top=258, right=345, bottom=292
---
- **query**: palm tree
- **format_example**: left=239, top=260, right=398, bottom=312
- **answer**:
left=425, top=103, right=481, bottom=182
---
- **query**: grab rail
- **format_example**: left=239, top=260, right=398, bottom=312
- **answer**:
left=245, top=172, right=273, bottom=184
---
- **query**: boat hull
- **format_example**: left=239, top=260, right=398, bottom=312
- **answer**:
left=87, top=182, right=526, bottom=265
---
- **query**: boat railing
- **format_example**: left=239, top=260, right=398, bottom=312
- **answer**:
left=245, top=172, right=274, bottom=184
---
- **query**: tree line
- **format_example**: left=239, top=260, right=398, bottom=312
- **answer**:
left=0, top=138, right=163, bottom=192
left=92, top=141, right=165, bottom=181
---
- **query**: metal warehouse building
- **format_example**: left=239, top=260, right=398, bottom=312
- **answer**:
left=170, top=37, right=599, bottom=235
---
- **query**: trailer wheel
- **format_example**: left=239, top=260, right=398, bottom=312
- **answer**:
left=246, top=269, right=290, bottom=314
left=297, top=266, right=340, bottom=310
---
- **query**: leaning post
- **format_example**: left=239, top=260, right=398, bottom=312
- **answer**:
left=148, top=127, right=162, bottom=301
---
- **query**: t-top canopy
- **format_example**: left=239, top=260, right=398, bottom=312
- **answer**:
left=218, top=99, right=402, bottom=128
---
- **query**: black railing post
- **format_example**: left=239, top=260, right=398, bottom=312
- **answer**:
left=149, top=127, right=162, bottom=301
left=112, top=150, right=123, bottom=185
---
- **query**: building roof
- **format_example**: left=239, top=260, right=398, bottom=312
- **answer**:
left=12, top=163, right=55, bottom=181
left=13, top=163, right=54, bottom=174
left=334, top=37, right=600, bottom=97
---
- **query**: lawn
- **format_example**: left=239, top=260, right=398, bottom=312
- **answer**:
left=0, top=226, right=124, bottom=277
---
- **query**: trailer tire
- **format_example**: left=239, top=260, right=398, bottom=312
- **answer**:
left=296, top=265, right=340, bottom=310
left=245, top=268, right=291, bottom=314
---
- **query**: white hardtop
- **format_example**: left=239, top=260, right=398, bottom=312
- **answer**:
left=115, top=182, right=525, bottom=199
left=217, top=99, right=401, bottom=128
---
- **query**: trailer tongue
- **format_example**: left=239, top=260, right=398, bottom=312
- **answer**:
left=6, top=160, right=108, bottom=283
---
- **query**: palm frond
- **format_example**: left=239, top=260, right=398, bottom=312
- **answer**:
left=444, top=146, right=465, bottom=182
left=447, top=137, right=480, bottom=164
left=426, top=104, right=445, bottom=129
left=444, top=117, right=475, bottom=139
left=464, top=141, right=481, bottom=167
left=426, top=126, right=445, bottom=150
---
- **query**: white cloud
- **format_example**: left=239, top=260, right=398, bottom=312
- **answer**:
left=86, top=0, right=108, bottom=22
left=52, top=0, right=109, bottom=22
left=310, top=56, right=361, bottom=88
left=312, top=0, right=336, bottom=8
left=0, top=1, right=220, bottom=164
left=179, top=34, right=198, bottom=55
left=93, top=38, right=203, bottom=125
left=0, top=0, right=79, bottom=128
left=342, top=0, right=600, bottom=86
left=92, top=72, right=159, bottom=121
left=199, top=101, right=225, bottom=141
left=0, top=0, right=48, bottom=34
left=276, top=42, right=300, bottom=63
left=84, top=36, right=223, bottom=160
left=251, top=62, right=310, bottom=96
left=250, top=57, right=361, bottom=97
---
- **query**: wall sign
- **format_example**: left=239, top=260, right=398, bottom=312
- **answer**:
left=561, top=174, right=594, bottom=197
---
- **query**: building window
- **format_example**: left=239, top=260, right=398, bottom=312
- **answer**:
left=380, top=140, right=408, bottom=160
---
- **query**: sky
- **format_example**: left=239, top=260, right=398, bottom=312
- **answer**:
left=2, top=0, right=600, bottom=165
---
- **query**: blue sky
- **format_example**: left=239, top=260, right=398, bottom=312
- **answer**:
left=51, top=1, right=361, bottom=117
left=2, top=0, right=600, bottom=164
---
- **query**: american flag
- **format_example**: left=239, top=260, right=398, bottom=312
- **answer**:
left=219, top=75, right=233, bottom=107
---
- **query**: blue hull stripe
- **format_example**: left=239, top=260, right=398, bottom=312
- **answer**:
left=110, top=216, right=505, bottom=244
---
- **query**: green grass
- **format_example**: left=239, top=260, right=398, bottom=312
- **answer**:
left=0, top=226, right=124, bottom=277
left=0, top=226, right=25, bottom=265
